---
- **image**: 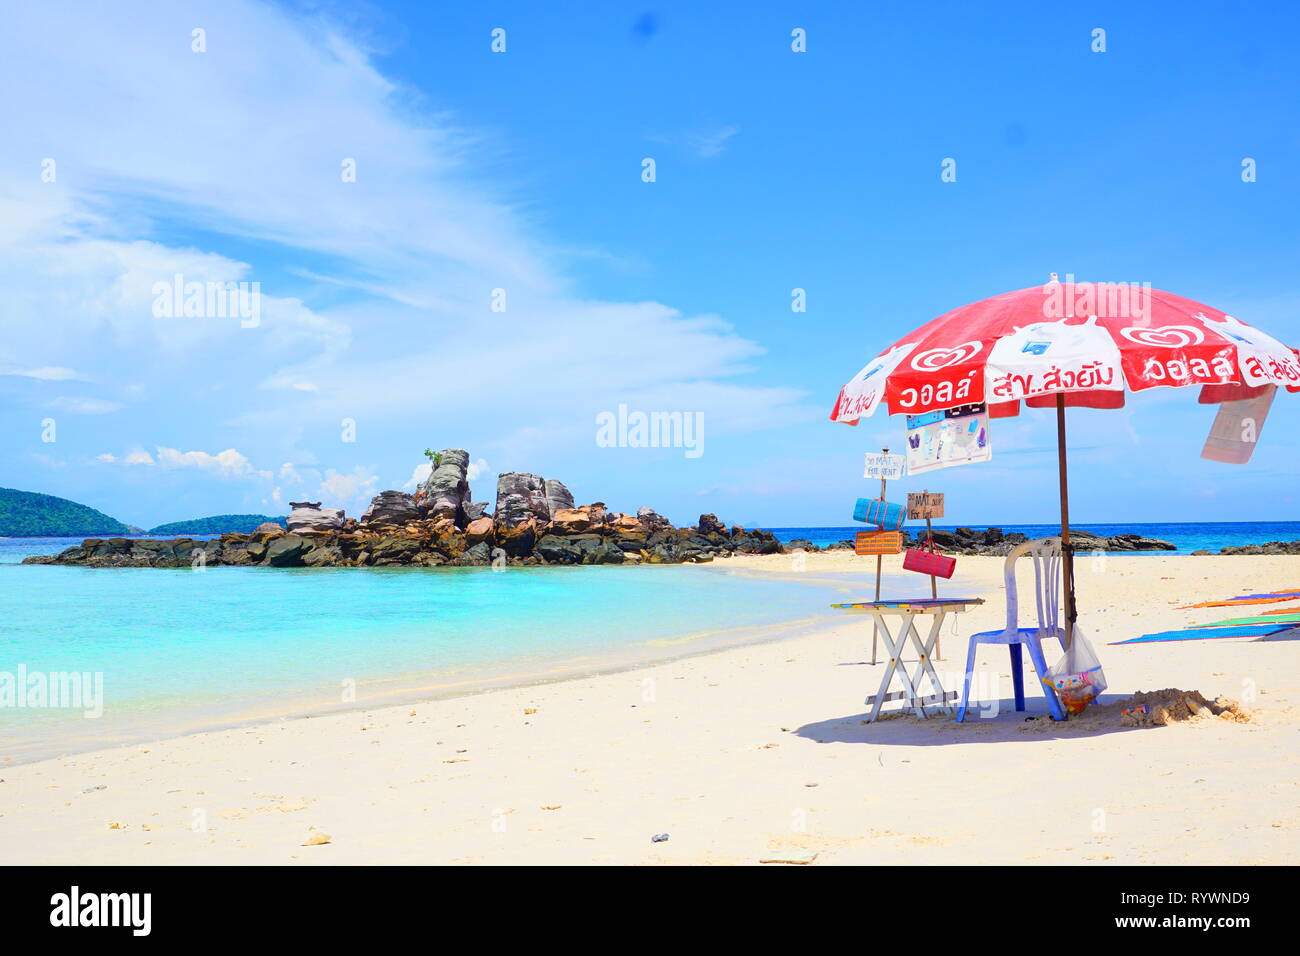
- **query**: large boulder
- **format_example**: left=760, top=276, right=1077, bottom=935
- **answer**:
left=698, top=513, right=727, bottom=536
left=266, top=534, right=312, bottom=567
left=495, top=473, right=550, bottom=527
left=465, top=517, right=494, bottom=545
left=369, top=535, right=422, bottom=566
left=463, top=501, right=489, bottom=522
left=253, top=521, right=284, bottom=535
left=287, top=501, right=344, bottom=533
left=418, top=449, right=471, bottom=524
left=361, top=490, right=420, bottom=527
left=543, top=479, right=575, bottom=517
left=637, top=506, right=671, bottom=531
left=549, top=503, right=608, bottom=535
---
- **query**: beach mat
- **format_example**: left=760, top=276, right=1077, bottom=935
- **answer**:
left=1193, top=613, right=1300, bottom=628
left=1177, top=596, right=1300, bottom=609
left=1110, top=624, right=1300, bottom=645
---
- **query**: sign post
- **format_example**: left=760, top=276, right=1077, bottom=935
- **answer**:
left=862, top=448, right=905, bottom=664
left=907, top=490, right=946, bottom=658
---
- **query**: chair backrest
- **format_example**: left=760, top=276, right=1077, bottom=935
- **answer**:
left=1001, top=537, right=1062, bottom=634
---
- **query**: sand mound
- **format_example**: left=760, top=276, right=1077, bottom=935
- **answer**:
left=1118, top=688, right=1249, bottom=727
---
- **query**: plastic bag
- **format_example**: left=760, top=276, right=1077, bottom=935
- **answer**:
left=1044, top=627, right=1107, bottom=714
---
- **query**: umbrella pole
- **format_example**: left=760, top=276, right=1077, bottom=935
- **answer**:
left=1055, top=394, right=1077, bottom=649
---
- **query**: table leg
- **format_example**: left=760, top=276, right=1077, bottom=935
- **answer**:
left=907, top=613, right=953, bottom=715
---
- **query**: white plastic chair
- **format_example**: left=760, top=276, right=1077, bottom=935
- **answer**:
left=956, top=537, right=1068, bottom=721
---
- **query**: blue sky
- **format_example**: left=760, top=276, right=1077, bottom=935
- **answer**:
left=2, top=0, right=1298, bottom=529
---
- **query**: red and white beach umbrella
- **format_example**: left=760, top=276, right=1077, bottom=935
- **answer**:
left=830, top=277, right=1300, bottom=643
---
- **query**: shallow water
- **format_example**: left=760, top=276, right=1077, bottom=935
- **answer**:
left=0, top=541, right=889, bottom=762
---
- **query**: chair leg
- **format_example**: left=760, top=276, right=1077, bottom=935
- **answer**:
left=1024, top=638, right=1066, bottom=721
left=1009, top=643, right=1025, bottom=712
left=957, top=639, right=979, bottom=722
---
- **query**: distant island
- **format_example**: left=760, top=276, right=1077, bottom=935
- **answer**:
left=0, top=487, right=136, bottom=537
left=149, top=515, right=287, bottom=535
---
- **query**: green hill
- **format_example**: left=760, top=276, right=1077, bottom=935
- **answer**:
left=149, top=514, right=287, bottom=535
left=0, top=487, right=133, bottom=537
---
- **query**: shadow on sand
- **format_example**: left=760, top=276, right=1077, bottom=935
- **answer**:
left=796, top=693, right=1148, bottom=746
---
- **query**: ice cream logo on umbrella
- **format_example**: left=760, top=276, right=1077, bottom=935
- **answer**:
left=909, top=341, right=982, bottom=371
left=1119, top=324, right=1205, bottom=348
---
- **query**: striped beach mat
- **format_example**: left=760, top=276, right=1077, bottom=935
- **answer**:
left=1110, top=623, right=1300, bottom=645
left=1192, top=613, right=1300, bottom=628
left=855, top=530, right=903, bottom=555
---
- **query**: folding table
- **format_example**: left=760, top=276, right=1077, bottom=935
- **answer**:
left=831, top=598, right=985, bottom=721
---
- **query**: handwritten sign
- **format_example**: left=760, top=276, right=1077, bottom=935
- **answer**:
left=907, top=492, right=945, bottom=519
left=863, top=452, right=906, bottom=480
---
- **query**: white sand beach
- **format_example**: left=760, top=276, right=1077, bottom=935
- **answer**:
left=2, top=553, right=1297, bottom=866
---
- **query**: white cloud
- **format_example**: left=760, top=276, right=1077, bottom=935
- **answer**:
left=155, top=447, right=266, bottom=478
left=5, top=366, right=81, bottom=381
left=466, top=457, right=489, bottom=481
left=124, top=448, right=154, bottom=466
left=0, top=1, right=808, bottom=521
left=48, top=396, right=123, bottom=414
left=319, top=467, right=379, bottom=512
left=689, top=124, right=740, bottom=159
left=95, top=452, right=117, bottom=463
left=403, top=461, right=432, bottom=490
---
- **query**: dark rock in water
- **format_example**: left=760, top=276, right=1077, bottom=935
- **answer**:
left=452, top=541, right=493, bottom=567
left=1191, top=549, right=1213, bottom=555
left=266, top=534, right=311, bottom=567
left=418, top=449, right=471, bottom=524
left=361, top=490, right=419, bottom=527
left=826, top=540, right=854, bottom=551
left=287, top=503, right=344, bottom=533
left=302, top=546, right=344, bottom=567
left=370, top=535, right=421, bottom=566
left=543, top=479, right=574, bottom=517
left=784, top=539, right=818, bottom=552
left=536, top=533, right=600, bottom=564
left=1219, top=540, right=1300, bottom=555
left=697, top=513, right=727, bottom=536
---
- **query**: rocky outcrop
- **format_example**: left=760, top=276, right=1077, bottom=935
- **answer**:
left=543, top=479, right=574, bottom=517
left=494, top=472, right=550, bottom=526
left=906, top=527, right=1176, bottom=556
left=463, top=501, right=489, bottom=522
left=287, top=502, right=344, bottom=533
left=637, top=506, right=671, bottom=531
left=698, top=513, right=727, bottom=536
left=417, top=449, right=471, bottom=524
left=1216, top=540, right=1300, bottom=555
left=361, top=490, right=420, bottom=527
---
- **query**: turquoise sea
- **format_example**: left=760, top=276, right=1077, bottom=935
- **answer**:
left=3, top=521, right=1295, bottom=763
left=0, top=536, right=866, bottom=764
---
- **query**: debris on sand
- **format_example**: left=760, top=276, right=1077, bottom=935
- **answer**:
left=1118, top=688, right=1249, bottom=727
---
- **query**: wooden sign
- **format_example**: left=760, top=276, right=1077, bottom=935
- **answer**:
left=907, top=492, right=945, bottom=519
left=855, top=530, right=904, bottom=555
left=863, top=452, right=906, bottom=480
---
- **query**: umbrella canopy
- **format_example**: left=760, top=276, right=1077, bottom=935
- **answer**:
left=830, top=279, right=1300, bottom=425
left=830, top=278, right=1299, bottom=648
